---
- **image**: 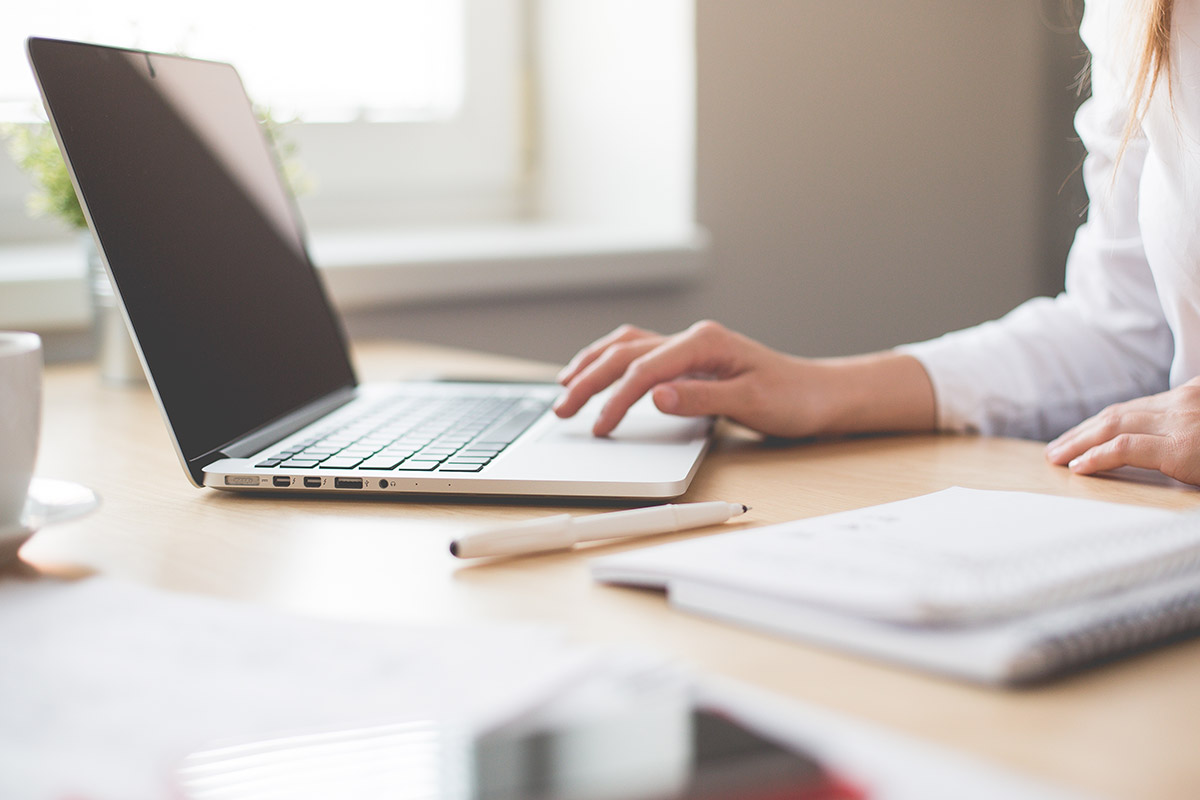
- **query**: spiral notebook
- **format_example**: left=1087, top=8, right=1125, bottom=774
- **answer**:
left=592, top=488, right=1200, bottom=685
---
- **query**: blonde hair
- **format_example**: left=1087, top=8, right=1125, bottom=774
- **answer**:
left=1120, top=0, right=1175, bottom=158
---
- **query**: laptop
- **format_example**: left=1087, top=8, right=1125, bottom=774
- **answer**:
left=27, top=37, right=711, bottom=500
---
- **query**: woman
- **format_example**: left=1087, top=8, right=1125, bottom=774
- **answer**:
left=553, top=0, right=1200, bottom=486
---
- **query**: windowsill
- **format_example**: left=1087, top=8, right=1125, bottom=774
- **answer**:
left=0, top=224, right=709, bottom=332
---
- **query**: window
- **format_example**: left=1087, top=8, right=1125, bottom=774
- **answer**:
left=0, top=0, right=703, bottom=334
left=0, top=2, right=466, bottom=123
left=0, top=0, right=523, bottom=240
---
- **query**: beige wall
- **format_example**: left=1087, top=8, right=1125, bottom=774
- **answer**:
left=344, top=1, right=1087, bottom=365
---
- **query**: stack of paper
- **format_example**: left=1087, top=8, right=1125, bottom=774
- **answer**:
left=592, top=488, right=1200, bottom=684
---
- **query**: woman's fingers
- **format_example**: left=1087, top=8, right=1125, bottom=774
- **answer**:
left=556, top=325, right=660, bottom=386
left=555, top=322, right=740, bottom=432
left=1045, top=410, right=1165, bottom=465
left=553, top=337, right=664, bottom=420
left=650, top=376, right=756, bottom=420
left=1064, top=433, right=1169, bottom=475
left=557, top=320, right=791, bottom=437
left=591, top=322, right=746, bottom=436
left=1046, top=380, right=1200, bottom=485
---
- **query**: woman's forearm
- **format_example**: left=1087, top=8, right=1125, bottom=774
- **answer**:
left=809, top=351, right=937, bottom=435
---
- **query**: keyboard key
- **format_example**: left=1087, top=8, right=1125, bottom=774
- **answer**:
left=318, top=457, right=366, bottom=469
left=440, top=462, right=485, bottom=472
left=396, top=460, right=442, bottom=471
left=433, top=437, right=471, bottom=446
left=376, top=448, right=417, bottom=459
left=479, top=406, right=546, bottom=443
left=360, top=456, right=406, bottom=470
left=280, top=458, right=322, bottom=469
left=460, top=447, right=503, bottom=457
left=415, top=448, right=457, bottom=458
left=254, top=459, right=284, bottom=468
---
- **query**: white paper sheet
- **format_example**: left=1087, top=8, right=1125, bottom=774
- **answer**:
left=593, top=487, right=1184, bottom=624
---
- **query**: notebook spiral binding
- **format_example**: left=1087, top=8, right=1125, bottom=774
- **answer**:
left=1022, top=575, right=1200, bottom=680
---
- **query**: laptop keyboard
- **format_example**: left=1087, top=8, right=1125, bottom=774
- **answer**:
left=253, top=392, right=551, bottom=474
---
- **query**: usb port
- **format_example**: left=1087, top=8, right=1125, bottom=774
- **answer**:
left=303, top=476, right=322, bottom=488
left=272, top=476, right=291, bottom=488
left=334, top=477, right=363, bottom=489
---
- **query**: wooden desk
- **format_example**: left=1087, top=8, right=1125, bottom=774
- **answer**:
left=23, top=341, right=1200, bottom=800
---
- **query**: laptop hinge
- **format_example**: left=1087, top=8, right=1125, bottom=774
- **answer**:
left=190, top=387, right=358, bottom=474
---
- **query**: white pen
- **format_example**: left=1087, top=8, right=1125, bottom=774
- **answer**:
left=449, top=501, right=750, bottom=559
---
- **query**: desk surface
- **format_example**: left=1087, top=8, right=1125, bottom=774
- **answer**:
left=23, top=341, right=1200, bottom=800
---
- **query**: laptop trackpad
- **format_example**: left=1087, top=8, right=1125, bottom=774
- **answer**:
left=539, top=395, right=709, bottom=444
left=472, top=393, right=711, bottom=487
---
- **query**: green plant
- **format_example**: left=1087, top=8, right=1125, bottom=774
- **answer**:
left=1, top=123, right=87, bottom=229
left=2, top=108, right=310, bottom=232
left=256, top=106, right=315, bottom=199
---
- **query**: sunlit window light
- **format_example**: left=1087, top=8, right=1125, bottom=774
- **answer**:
left=0, top=1, right=464, bottom=123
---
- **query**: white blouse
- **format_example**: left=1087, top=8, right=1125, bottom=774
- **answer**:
left=900, top=0, right=1200, bottom=441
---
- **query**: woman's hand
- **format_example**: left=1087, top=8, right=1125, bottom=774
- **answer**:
left=1045, top=378, right=1200, bottom=486
left=553, top=321, right=818, bottom=437
left=553, top=320, right=937, bottom=438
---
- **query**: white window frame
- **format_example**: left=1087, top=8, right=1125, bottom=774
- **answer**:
left=288, top=0, right=527, bottom=231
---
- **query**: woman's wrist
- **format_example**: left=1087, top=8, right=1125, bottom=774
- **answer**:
left=810, top=351, right=937, bottom=435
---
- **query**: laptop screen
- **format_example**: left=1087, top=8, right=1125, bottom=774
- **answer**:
left=28, top=38, right=356, bottom=471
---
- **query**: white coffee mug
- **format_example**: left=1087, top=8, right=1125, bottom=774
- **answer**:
left=0, top=332, right=42, bottom=531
